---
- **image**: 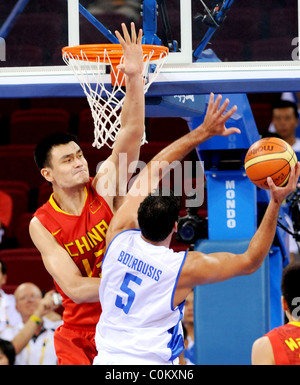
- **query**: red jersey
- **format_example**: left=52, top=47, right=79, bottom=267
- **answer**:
left=34, top=178, right=113, bottom=329
left=266, top=322, right=300, bottom=365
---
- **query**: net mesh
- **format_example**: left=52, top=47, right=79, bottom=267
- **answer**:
left=63, top=46, right=168, bottom=149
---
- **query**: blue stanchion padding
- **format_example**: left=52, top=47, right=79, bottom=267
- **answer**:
left=206, top=170, right=257, bottom=240
left=193, top=238, right=270, bottom=365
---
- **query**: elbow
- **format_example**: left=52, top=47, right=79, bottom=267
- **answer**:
left=243, top=256, right=265, bottom=276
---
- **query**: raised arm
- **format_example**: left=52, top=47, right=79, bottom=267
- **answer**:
left=93, top=23, right=145, bottom=210
left=174, top=165, right=300, bottom=306
left=106, top=93, right=240, bottom=245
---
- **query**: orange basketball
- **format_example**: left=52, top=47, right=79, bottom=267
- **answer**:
left=244, top=137, right=297, bottom=190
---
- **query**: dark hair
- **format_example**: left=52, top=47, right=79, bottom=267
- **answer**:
left=281, top=262, right=300, bottom=315
left=137, top=189, right=180, bottom=242
left=0, top=259, right=7, bottom=275
left=34, top=132, right=79, bottom=171
left=0, top=339, right=16, bottom=365
left=272, top=100, right=299, bottom=119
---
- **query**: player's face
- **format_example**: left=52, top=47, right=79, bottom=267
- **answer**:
left=273, top=107, right=298, bottom=138
left=45, top=141, right=90, bottom=188
left=15, top=285, right=42, bottom=320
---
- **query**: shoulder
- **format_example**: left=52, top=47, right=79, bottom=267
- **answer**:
left=251, top=336, right=274, bottom=365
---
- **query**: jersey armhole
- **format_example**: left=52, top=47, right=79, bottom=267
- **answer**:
left=170, top=250, right=188, bottom=312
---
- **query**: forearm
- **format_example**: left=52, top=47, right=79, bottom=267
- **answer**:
left=152, top=125, right=211, bottom=165
left=243, top=199, right=281, bottom=274
left=62, top=276, right=100, bottom=304
left=121, top=73, right=145, bottom=131
left=11, top=309, right=44, bottom=354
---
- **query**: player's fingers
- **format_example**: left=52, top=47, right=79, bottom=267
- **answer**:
left=130, top=22, right=137, bottom=43
left=121, top=23, right=131, bottom=43
left=267, top=176, right=276, bottom=190
left=206, top=93, right=215, bottom=115
left=222, top=127, right=241, bottom=137
left=212, top=94, right=222, bottom=114
left=115, top=30, right=125, bottom=47
left=137, top=28, right=143, bottom=45
left=222, top=104, right=238, bottom=122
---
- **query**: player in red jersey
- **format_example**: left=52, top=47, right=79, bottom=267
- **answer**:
left=252, top=263, right=300, bottom=365
left=29, top=23, right=145, bottom=365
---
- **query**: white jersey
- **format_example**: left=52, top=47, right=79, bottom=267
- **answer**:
left=94, top=229, right=187, bottom=365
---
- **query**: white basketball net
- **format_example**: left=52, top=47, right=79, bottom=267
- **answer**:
left=63, top=47, right=168, bottom=149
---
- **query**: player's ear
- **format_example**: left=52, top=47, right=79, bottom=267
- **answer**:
left=281, top=296, right=289, bottom=312
left=41, top=167, right=54, bottom=183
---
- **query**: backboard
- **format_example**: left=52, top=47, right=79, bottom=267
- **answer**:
left=0, top=0, right=300, bottom=98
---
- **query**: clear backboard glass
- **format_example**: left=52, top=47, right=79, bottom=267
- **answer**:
left=0, top=0, right=300, bottom=98
left=0, top=0, right=68, bottom=68
left=0, top=0, right=298, bottom=68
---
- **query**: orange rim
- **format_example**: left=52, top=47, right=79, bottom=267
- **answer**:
left=62, top=44, right=169, bottom=64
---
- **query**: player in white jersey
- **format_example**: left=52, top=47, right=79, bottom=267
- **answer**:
left=96, top=226, right=186, bottom=365
left=94, top=94, right=300, bottom=365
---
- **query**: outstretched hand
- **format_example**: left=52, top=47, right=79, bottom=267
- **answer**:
left=267, top=162, right=300, bottom=205
left=115, top=22, right=144, bottom=77
left=200, top=93, right=240, bottom=138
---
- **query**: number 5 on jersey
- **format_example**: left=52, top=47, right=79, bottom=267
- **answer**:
left=115, top=272, right=142, bottom=314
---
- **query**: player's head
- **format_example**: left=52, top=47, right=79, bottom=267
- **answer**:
left=281, top=262, right=300, bottom=320
left=34, top=133, right=89, bottom=187
left=0, top=339, right=15, bottom=366
left=137, top=189, right=180, bottom=242
left=34, top=132, right=79, bottom=171
left=272, top=100, right=299, bottom=139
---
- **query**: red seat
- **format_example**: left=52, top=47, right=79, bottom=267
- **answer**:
left=16, top=212, right=35, bottom=248
left=0, top=181, right=30, bottom=239
left=77, top=108, right=95, bottom=144
left=0, top=248, right=54, bottom=293
left=37, top=182, right=53, bottom=208
left=0, top=145, right=42, bottom=190
left=10, top=108, right=70, bottom=144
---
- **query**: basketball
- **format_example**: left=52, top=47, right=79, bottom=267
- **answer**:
left=244, top=137, right=298, bottom=190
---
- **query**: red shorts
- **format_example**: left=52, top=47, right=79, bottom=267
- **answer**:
left=54, top=324, right=97, bottom=365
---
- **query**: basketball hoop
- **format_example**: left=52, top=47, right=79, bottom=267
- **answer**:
left=62, top=44, right=168, bottom=149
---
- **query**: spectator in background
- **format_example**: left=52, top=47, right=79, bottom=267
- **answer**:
left=0, top=260, right=22, bottom=333
left=252, top=262, right=300, bottom=365
left=270, top=100, right=300, bottom=152
left=182, top=291, right=195, bottom=364
left=0, top=191, right=13, bottom=244
left=269, top=100, right=300, bottom=263
left=1, top=283, right=62, bottom=365
left=179, top=323, right=195, bottom=365
left=0, top=339, right=15, bottom=365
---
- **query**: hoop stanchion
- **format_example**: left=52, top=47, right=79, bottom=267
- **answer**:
left=62, top=44, right=168, bottom=149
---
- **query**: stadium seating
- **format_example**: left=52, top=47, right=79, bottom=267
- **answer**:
left=0, top=145, right=43, bottom=190
left=0, top=248, right=54, bottom=294
left=10, top=108, right=70, bottom=145
left=15, top=212, right=35, bottom=248
left=0, top=181, right=30, bottom=240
